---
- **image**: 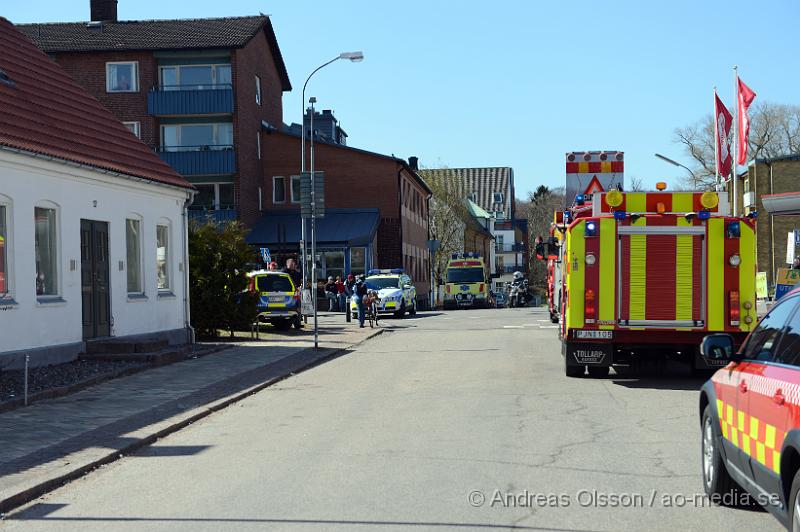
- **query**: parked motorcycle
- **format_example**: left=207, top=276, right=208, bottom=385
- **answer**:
left=508, top=277, right=530, bottom=308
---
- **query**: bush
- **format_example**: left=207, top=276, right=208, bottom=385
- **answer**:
left=188, top=220, right=259, bottom=338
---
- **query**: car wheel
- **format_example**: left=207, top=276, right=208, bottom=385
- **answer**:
left=293, top=315, right=302, bottom=329
left=409, top=300, right=417, bottom=316
left=788, top=469, right=800, bottom=532
left=394, top=302, right=406, bottom=318
left=273, top=319, right=292, bottom=331
left=701, top=405, right=737, bottom=500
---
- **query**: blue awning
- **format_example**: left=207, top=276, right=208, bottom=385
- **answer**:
left=246, top=208, right=380, bottom=247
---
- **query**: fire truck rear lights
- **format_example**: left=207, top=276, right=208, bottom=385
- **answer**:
left=575, top=194, right=586, bottom=206
left=697, top=210, right=711, bottom=220
left=700, top=191, right=719, bottom=209
left=744, top=315, right=754, bottom=324
left=656, top=202, right=666, bottom=214
left=585, top=221, right=597, bottom=237
left=729, top=291, right=740, bottom=326
left=727, top=221, right=741, bottom=238
left=613, top=210, right=627, bottom=221
left=585, top=289, right=596, bottom=318
left=729, top=254, right=741, bottom=267
left=656, top=182, right=667, bottom=191
left=743, top=301, right=753, bottom=310
left=606, top=189, right=623, bottom=207
left=585, top=253, right=596, bottom=265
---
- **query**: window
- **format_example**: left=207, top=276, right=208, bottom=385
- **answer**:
left=493, top=192, right=504, bottom=204
left=160, top=64, right=231, bottom=90
left=192, top=183, right=235, bottom=210
left=123, top=121, right=141, bottom=139
left=156, top=225, right=170, bottom=291
left=291, top=175, right=301, bottom=203
left=0, top=204, right=7, bottom=297
left=350, top=247, right=366, bottom=276
left=273, top=177, right=286, bottom=203
left=106, top=62, right=139, bottom=92
left=741, top=300, right=796, bottom=362
left=255, top=76, right=262, bottom=105
left=126, top=219, right=143, bottom=293
left=161, top=123, right=233, bottom=151
left=34, top=207, right=58, bottom=296
left=776, top=303, right=800, bottom=365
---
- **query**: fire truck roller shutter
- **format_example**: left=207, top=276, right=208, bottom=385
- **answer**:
left=627, top=193, right=647, bottom=327
left=739, top=221, right=756, bottom=332
left=674, top=194, right=695, bottom=324
left=707, top=218, right=726, bottom=331
left=566, top=220, right=585, bottom=330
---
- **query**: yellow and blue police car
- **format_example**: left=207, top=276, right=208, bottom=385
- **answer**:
left=248, top=270, right=302, bottom=330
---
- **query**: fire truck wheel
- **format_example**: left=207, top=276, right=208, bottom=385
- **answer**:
left=587, top=366, right=608, bottom=378
left=701, top=405, right=738, bottom=501
left=564, top=359, right=584, bottom=378
left=550, top=313, right=559, bottom=324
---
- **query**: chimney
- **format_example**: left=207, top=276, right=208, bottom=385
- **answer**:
left=408, top=156, right=419, bottom=171
left=91, top=0, right=118, bottom=22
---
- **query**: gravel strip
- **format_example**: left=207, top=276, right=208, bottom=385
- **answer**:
left=0, top=359, right=149, bottom=403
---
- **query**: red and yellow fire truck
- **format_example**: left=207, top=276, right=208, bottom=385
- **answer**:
left=542, top=185, right=758, bottom=377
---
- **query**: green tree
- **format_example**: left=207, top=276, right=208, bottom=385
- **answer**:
left=188, top=220, right=258, bottom=338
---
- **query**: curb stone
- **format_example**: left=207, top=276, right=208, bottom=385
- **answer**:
left=0, top=328, right=383, bottom=515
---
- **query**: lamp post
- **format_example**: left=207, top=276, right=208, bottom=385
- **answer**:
left=300, top=51, right=364, bottom=295
left=655, top=153, right=699, bottom=190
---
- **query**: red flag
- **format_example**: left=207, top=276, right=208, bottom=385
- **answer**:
left=715, top=92, right=733, bottom=177
left=737, top=77, right=757, bottom=165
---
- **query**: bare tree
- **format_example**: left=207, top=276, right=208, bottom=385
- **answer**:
left=674, top=101, right=800, bottom=189
left=627, top=176, right=645, bottom=191
left=524, top=186, right=565, bottom=295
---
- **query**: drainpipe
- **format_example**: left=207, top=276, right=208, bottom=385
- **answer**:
left=182, top=192, right=196, bottom=346
left=766, top=159, right=775, bottom=291
left=397, top=164, right=404, bottom=269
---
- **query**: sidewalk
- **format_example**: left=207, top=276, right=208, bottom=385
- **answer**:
left=0, top=314, right=381, bottom=514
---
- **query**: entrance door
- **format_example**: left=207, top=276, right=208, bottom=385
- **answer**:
left=81, top=220, right=111, bottom=339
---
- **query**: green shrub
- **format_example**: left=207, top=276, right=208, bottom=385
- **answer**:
left=188, top=220, right=258, bottom=338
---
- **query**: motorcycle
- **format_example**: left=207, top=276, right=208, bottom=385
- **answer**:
left=508, top=279, right=530, bottom=308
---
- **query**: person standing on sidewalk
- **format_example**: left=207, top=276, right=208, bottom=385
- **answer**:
left=282, top=258, right=302, bottom=289
left=344, top=274, right=356, bottom=322
left=354, top=274, right=368, bottom=328
left=324, top=276, right=337, bottom=311
left=335, top=276, right=346, bottom=314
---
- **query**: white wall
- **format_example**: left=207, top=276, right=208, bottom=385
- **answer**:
left=0, top=151, right=191, bottom=357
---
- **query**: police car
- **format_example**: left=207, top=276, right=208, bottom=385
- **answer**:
left=247, top=270, right=302, bottom=330
left=699, top=286, right=800, bottom=529
left=350, top=269, right=417, bottom=318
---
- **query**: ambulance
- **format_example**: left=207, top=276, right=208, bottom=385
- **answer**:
left=542, top=185, right=758, bottom=377
left=443, top=252, right=489, bottom=310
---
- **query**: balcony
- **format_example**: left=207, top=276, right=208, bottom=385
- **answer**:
left=188, top=207, right=238, bottom=224
left=495, top=243, right=525, bottom=253
left=157, top=146, right=236, bottom=176
left=147, top=85, right=234, bottom=116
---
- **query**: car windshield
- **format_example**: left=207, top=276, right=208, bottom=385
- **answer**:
left=366, top=277, right=400, bottom=290
left=256, top=275, right=294, bottom=293
left=447, top=268, right=484, bottom=283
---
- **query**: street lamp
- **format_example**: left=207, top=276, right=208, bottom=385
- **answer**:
left=654, top=153, right=698, bottom=190
left=299, top=51, right=363, bottom=347
left=299, top=51, right=364, bottom=302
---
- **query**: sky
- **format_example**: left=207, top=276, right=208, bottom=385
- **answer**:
left=6, top=0, right=800, bottom=198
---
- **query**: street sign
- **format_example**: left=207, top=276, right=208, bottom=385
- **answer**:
left=788, top=231, right=797, bottom=265
left=260, top=247, right=271, bottom=264
left=298, top=172, right=325, bottom=219
left=775, top=268, right=800, bottom=300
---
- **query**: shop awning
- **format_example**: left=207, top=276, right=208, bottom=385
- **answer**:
left=763, top=192, right=800, bottom=215
left=246, top=208, right=380, bottom=247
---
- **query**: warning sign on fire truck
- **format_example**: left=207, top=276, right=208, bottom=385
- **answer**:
left=565, top=151, right=624, bottom=207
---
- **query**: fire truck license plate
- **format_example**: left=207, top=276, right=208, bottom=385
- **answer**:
left=575, top=330, right=613, bottom=340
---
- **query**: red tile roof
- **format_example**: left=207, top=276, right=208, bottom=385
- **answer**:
left=0, top=17, right=192, bottom=190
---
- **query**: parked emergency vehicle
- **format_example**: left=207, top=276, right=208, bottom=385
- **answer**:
left=541, top=185, right=758, bottom=377
left=699, top=286, right=800, bottom=529
left=443, top=253, right=489, bottom=310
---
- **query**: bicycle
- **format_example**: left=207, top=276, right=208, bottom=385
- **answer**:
left=364, top=291, right=380, bottom=328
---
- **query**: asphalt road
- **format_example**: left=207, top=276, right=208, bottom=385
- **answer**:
left=1, top=308, right=782, bottom=531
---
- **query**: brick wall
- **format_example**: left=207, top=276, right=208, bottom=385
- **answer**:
left=261, top=131, right=431, bottom=293
left=54, top=51, right=158, bottom=146
left=743, top=161, right=800, bottom=286
left=233, top=31, right=285, bottom=226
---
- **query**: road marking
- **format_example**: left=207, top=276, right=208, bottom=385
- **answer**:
left=539, top=325, right=560, bottom=329
left=503, top=325, right=524, bottom=329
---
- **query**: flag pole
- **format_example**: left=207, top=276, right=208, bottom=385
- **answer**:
left=713, top=86, right=720, bottom=189
left=732, top=65, right=738, bottom=217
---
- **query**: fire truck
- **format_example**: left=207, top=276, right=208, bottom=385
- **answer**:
left=539, top=184, right=758, bottom=377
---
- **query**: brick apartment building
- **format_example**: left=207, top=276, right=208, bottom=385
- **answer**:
left=247, top=126, right=432, bottom=296
left=728, top=155, right=800, bottom=287
left=18, top=0, right=291, bottom=226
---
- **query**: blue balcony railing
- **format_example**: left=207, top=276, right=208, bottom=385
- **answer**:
left=188, top=207, right=238, bottom=224
left=157, top=146, right=236, bottom=176
left=147, top=85, right=234, bottom=116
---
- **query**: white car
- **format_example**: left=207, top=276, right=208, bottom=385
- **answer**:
left=350, top=269, right=417, bottom=318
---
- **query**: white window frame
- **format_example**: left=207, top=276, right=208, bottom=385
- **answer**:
left=34, top=201, right=61, bottom=300
left=273, top=176, right=286, bottom=204
left=160, top=122, right=233, bottom=150
left=159, top=63, right=232, bottom=90
left=156, top=222, right=171, bottom=292
left=106, top=61, right=139, bottom=93
left=123, top=121, right=141, bottom=139
left=0, top=195, right=12, bottom=301
left=195, top=183, right=235, bottom=210
left=255, top=75, right=262, bottom=106
left=126, top=216, right=144, bottom=295
left=290, top=175, right=301, bottom=204
left=257, top=131, right=261, bottom=160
